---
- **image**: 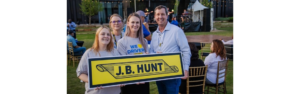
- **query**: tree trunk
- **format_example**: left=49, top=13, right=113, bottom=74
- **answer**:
left=89, top=16, right=91, bottom=24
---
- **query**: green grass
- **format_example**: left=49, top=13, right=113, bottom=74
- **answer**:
left=214, top=17, right=232, bottom=21
left=67, top=63, right=85, bottom=94
left=68, top=22, right=233, bottom=94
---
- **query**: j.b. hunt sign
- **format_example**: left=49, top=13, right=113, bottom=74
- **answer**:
left=88, top=53, right=184, bottom=89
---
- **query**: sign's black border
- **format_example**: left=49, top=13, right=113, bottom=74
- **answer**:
left=88, top=53, right=184, bottom=88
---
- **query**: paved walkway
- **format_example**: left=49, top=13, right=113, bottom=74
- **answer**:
left=186, top=35, right=232, bottom=43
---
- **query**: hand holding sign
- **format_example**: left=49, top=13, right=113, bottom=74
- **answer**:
left=181, top=70, right=189, bottom=79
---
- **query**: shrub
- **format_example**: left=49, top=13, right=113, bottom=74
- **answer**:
left=228, top=17, right=233, bottom=22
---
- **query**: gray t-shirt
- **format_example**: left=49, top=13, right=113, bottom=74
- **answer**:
left=113, top=32, right=125, bottom=49
left=76, top=48, right=121, bottom=94
left=117, top=36, right=148, bottom=55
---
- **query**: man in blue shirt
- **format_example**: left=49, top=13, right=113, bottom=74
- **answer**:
left=123, top=10, right=152, bottom=44
left=149, top=5, right=191, bottom=94
left=67, top=19, right=77, bottom=39
left=67, top=30, right=86, bottom=56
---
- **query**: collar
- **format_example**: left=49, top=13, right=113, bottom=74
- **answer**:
left=155, top=22, right=171, bottom=34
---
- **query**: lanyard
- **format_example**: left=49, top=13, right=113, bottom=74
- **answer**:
left=158, top=31, right=165, bottom=50
left=113, top=33, right=122, bottom=46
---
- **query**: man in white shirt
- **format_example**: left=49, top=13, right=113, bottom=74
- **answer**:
left=149, top=5, right=191, bottom=94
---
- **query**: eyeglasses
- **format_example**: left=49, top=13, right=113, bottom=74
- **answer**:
left=111, top=20, right=122, bottom=24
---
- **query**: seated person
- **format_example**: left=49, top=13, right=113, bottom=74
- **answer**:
left=171, top=17, right=179, bottom=27
left=221, top=35, right=233, bottom=45
left=67, top=30, right=86, bottom=56
left=204, top=39, right=227, bottom=84
left=179, top=43, right=205, bottom=94
left=67, top=19, right=77, bottom=39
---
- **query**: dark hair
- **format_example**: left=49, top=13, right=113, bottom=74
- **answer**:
left=154, top=5, right=168, bottom=15
left=188, top=43, right=199, bottom=60
left=211, top=39, right=227, bottom=60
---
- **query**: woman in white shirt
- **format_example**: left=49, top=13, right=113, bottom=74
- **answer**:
left=76, top=26, right=123, bottom=94
left=117, top=13, right=149, bottom=94
left=109, top=14, right=125, bottom=49
left=204, top=39, right=227, bottom=84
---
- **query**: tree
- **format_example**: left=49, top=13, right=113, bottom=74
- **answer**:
left=79, top=0, right=104, bottom=24
left=174, top=0, right=180, bottom=17
left=201, top=0, right=212, bottom=8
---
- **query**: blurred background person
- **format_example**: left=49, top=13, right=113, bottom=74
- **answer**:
left=171, top=17, right=179, bottom=27
left=67, top=30, right=86, bottom=56
left=67, top=19, right=77, bottom=39
left=204, top=39, right=227, bottom=84
left=179, top=43, right=205, bottom=94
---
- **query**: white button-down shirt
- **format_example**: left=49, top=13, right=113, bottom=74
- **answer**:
left=149, top=22, right=191, bottom=71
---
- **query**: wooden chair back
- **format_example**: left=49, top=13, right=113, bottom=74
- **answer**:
left=186, top=66, right=208, bottom=94
left=216, top=60, right=228, bottom=84
left=67, top=42, right=74, bottom=55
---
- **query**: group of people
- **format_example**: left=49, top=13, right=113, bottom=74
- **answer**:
left=67, top=19, right=86, bottom=56
left=72, top=5, right=228, bottom=94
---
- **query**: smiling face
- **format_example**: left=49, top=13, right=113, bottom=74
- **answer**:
left=154, top=8, right=168, bottom=26
left=110, top=16, right=123, bottom=31
left=127, top=16, right=141, bottom=34
left=98, top=28, right=111, bottom=45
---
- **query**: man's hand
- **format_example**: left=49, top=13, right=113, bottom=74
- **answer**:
left=181, top=70, right=189, bottom=79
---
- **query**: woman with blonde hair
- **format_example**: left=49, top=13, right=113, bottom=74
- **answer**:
left=117, top=13, right=149, bottom=94
left=109, top=14, right=125, bottom=48
left=76, top=26, right=124, bottom=94
left=204, top=39, right=227, bottom=84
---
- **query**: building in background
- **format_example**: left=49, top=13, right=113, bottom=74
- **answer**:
left=67, top=0, right=233, bottom=24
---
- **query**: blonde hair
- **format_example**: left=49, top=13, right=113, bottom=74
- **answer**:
left=125, top=13, right=147, bottom=52
left=90, top=26, right=114, bottom=56
left=109, top=14, right=124, bottom=32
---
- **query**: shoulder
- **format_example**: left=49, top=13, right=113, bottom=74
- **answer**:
left=112, top=48, right=120, bottom=56
left=207, top=53, right=217, bottom=59
left=169, top=24, right=182, bottom=32
left=82, top=49, right=93, bottom=57
left=118, top=37, right=126, bottom=42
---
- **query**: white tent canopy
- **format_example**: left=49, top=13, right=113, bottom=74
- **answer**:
left=192, top=0, right=208, bottom=26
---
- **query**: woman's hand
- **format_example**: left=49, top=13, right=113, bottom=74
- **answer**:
left=94, top=86, right=104, bottom=90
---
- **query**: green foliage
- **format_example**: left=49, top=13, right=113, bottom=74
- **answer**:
left=228, top=17, right=233, bottom=22
left=79, top=0, right=104, bottom=24
left=201, top=0, right=212, bottom=8
left=174, top=0, right=180, bottom=16
left=215, top=17, right=230, bottom=21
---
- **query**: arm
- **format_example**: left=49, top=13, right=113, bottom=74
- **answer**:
left=78, top=74, right=88, bottom=83
left=76, top=50, right=90, bottom=83
left=71, top=22, right=77, bottom=28
left=176, top=29, right=191, bottom=72
left=71, top=37, right=78, bottom=47
left=143, top=39, right=149, bottom=53
left=149, top=33, right=156, bottom=54
left=143, top=22, right=150, bottom=32
left=142, top=25, right=152, bottom=41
